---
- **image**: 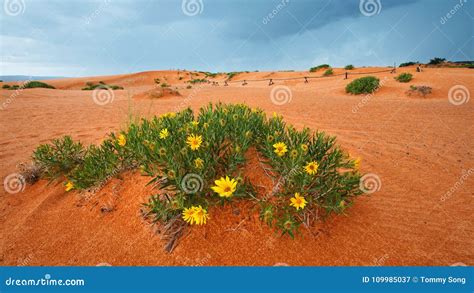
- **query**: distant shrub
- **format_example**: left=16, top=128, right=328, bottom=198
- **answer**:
left=344, top=65, right=354, bottom=70
left=186, top=85, right=192, bottom=89
left=82, top=82, right=123, bottom=91
left=23, top=81, right=55, bottom=89
left=33, top=136, right=85, bottom=180
left=428, top=57, right=446, bottom=65
left=323, top=69, right=333, bottom=76
left=346, top=76, right=380, bottom=94
left=154, top=78, right=161, bottom=84
left=188, top=78, right=208, bottom=84
left=407, top=85, right=432, bottom=97
left=2, top=84, right=10, bottom=89
left=226, top=72, right=241, bottom=80
left=399, top=61, right=418, bottom=67
left=178, top=77, right=183, bottom=80
left=310, top=64, right=330, bottom=72
left=161, top=83, right=170, bottom=88
left=11, top=85, right=19, bottom=90
left=395, top=73, right=413, bottom=83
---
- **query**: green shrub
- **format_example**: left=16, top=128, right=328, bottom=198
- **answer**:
left=310, top=64, right=330, bottom=72
left=407, top=85, right=432, bottom=97
left=344, top=65, right=354, bottom=70
left=161, top=83, right=170, bottom=88
left=226, top=72, right=241, bottom=80
left=29, top=104, right=363, bottom=241
left=188, top=78, right=208, bottom=84
left=32, top=136, right=85, bottom=180
left=323, top=68, right=334, bottom=76
left=428, top=57, right=446, bottom=65
left=82, top=82, right=123, bottom=90
left=2, top=84, right=10, bottom=89
left=186, top=85, right=192, bottom=89
left=23, top=81, right=55, bottom=89
left=399, top=61, right=418, bottom=67
left=346, top=76, right=380, bottom=94
left=395, top=73, right=413, bottom=83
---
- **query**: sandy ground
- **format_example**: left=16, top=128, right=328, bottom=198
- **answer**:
left=0, top=67, right=473, bottom=266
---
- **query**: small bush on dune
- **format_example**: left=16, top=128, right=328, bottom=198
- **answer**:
left=399, top=61, right=418, bottom=67
left=428, top=57, right=446, bottom=65
left=188, top=78, right=208, bottom=84
left=346, top=76, right=380, bottom=94
left=82, top=82, right=123, bottom=91
left=33, top=136, right=85, bottom=180
left=310, top=64, right=330, bottom=72
left=29, top=104, right=363, bottom=243
left=2, top=84, right=10, bottom=89
left=407, top=85, right=432, bottom=97
left=323, top=68, right=334, bottom=76
left=395, top=73, right=413, bottom=83
left=24, top=81, right=55, bottom=89
left=161, top=83, right=170, bottom=88
left=344, top=65, right=354, bottom=70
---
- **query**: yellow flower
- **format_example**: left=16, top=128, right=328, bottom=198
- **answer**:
left=159, top=128, right=169, bottom=139
left=353, top=157, right=361, bottom=170
left=203, top=122, right=209, bottom=129
left=117, top=134, right=126, bottom=146
left=168, top=112, right=176, bottom=118
left=290, top=192, right=307, bottom=210
left=304, top=161, right=319, bottom=175
left=65, top=181, right=74, bottom=192
left=290, top=149, right=298, bottom=159
left=194, top=158, right=204, bottom=169
left=158, top=147, right=166, bottom=156
left=267, top=135, right=274, bottom=142
left=235, top=145, right=241, bottom=153
left=191, top=120, right=199, bottom=127
left=245, top=130, right=252, bottom=138
left=167, top=170, right=176, bottom=179
left=339, top=200, right=346, bottom=208
left=211, top=176, right=237, bottom=198
left=300, top=144, right=308, bottom=152
left=182, top=207, right=196, bottom=224
left=186, top=134, right=202, bottom=151
left=193, top=205, right=209, bottom=225
left=273, top=142, right=288, bottom=157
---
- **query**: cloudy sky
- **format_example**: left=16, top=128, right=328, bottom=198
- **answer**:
left=1, top=0, right=472, bottom=77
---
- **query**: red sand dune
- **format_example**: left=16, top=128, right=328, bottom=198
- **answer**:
left=0, top=67, right=472, bottom=266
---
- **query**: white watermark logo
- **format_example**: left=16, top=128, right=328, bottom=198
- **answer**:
left=181, top=173, right=203, bottom=194
left=448, top=85, right=470, bottom=106
left=92, top=85, right=115, bottom=106
left=270, top=85, right=293, bottom=106
left=359, top=173, right=381, bottom=194
left=3, top=0, right=25, bottom=16
left=181, top=0, right=203, bottom=16
left=3, top=173, right=26, bottom=194
left=359, top=0, right=382, bottom=17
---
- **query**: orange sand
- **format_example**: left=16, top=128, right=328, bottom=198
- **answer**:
left=0, top=67, right=473, bottom=266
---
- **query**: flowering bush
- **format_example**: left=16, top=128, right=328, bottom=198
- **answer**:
left=30, top=103, right=363, bottom=240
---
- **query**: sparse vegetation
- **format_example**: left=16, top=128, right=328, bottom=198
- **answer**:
left=407, top=85, right=432, bottom=97
left=186, top=85, right=192, bottom=89
left=154, top=78, right=161, bottom=84
left=395, top=73, right=413, bottom=83
left=323, top=68, right=334, bottom=76
left=346, top=76, right=380, bottom=95
left=428, top=57, right=446, bottom=65
left=161, top=83, right=170, bottom=88
left=82, top=81, right=123, bottom=91
left=188, top=78, right=208, bottom=84
left=310, top=64, right=330, bottom=72
left=2, top=84, right=10, bottom=89
left=24, top=81, right=55, bottom=89
left=29, top=103, right=363, bottom=241
left=399, top=61, right=418, bottom=67
left=344, top=65, right=354, bottom=70
left=226, top=72, right=242, bottom=80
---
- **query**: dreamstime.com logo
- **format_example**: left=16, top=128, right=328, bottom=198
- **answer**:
left=92, top=86, right=115, bottom=106
left=181, top=0, right=203, bottom=16
left=3, top=0, right=26, bottom=16
left=448, top=85, right=470, bottom=106
left=181, top=173, right=204, bottom=194
left=270, top=85, right=293, bottom=106
left=3, top=173, right=26, bottom=194
left=359, top=173, right=382, bottom=194
left=5, top=274, right=85, bottom=287
left=359, top=0, right=382, bottom=17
